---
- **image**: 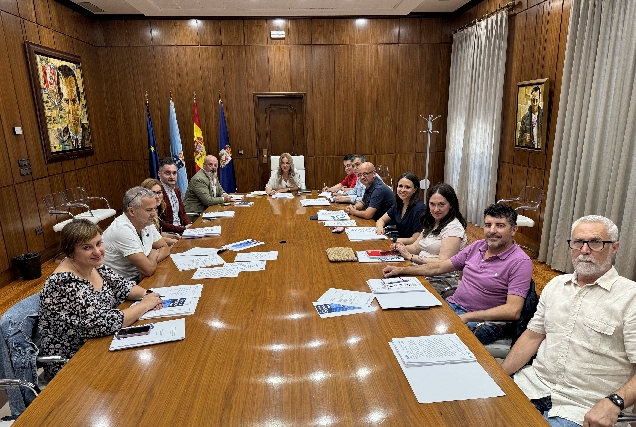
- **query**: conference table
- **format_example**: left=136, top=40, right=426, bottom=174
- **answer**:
left=15, top=193, right=548, bottom=426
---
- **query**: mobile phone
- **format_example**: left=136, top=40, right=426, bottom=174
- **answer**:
left=331, top=227, right=345, bottom=234
left=116, top=325, right=152, bottom=338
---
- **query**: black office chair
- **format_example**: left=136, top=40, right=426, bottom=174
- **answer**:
left=0, top=294, right=67, bottom=420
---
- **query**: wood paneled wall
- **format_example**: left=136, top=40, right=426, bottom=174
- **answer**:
left=450, top=0, right=571, bottom=243
left=99, top=17, right=450, bottom=197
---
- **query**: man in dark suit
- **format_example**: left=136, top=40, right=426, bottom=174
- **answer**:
left=158, top=158, right=191, bottom=233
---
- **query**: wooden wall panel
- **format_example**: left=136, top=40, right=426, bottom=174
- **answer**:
left=125, top=20, right=152, bottom=46
left=266, top=19, right=288, bottom=46
left=174, top=19, right=199, bottom=45
left=221, top=20, right=244, bottom=45
left=354, top=44, right=372, bottom=154
left=289, top=46, right=313, bottom=155
left=0, top=0, right=18, bottom=16
left=244, top=19, right=267, bottom=45
left=32, top=177, right=58, bottom=249
left=15, top=181, right=45, bottom=253
left=150, top=20, right=176, bottom=46
left=199, top=20, right=221, bottom=45
left=198, top=46, right=223, bottom=158
left=374, top=44, right=399, bottom=154
left=334, top=45, right=355, bottom=156
left=232, top=158, right=258, bottom=193
left=0, top=186, right=27, bottom=260
left=357, top=18, right=399, bottom=45
left=311, top=45, right=335, bottom=157
left=399, top=18, right=420, bottom=44
left=222, top=46, right=250, bottom=159
left=16, top=0, right=35, bottom=21
left=395, top=44, right=421, bottom=157
left=334, top=19, right=355, bottom=45
left=288, top=19, right=311, bottom=45
left=33, top=0, right=49, bottom=28
left=311, top=19, right=333, bottom=45
left=268, top=45, right=291, bottom=92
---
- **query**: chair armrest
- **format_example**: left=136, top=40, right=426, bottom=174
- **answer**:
left=36, top=355, right=69, bottom=364
left=497, top=197, right=520, bottom=203
left=84, top=196, right=112, bottom=209
left=514, top=204, right=539, bottom=211
left=0, top=378, right=41, bottom=395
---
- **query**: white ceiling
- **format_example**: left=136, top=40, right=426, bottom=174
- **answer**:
left=69, top=0, right=472, bottom=17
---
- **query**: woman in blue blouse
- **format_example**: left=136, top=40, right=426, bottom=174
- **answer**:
left=374, top=172, right=425, bottom=244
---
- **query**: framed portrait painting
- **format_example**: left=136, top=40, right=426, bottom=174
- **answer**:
left=515, top=78, right=549, bottom=152
left=26, top=42, right=93, bottom=163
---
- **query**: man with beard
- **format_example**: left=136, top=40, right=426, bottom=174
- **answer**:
left=501, top=215, right=636, bottom=427
left=184, top=155, right=231, bottom=219
left=383, top=203, right=533, bottom=344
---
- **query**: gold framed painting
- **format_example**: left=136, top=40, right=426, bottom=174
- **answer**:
left=26, top=42, right=93, bottom=163
left=515, top=78, right=549, bottom=152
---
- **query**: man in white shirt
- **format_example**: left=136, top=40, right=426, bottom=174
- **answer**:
left=184, top=155, right=231, bottom=218
left=502, top=215, right=636, bottom=427
left=103, top=187, right=171, bottom=282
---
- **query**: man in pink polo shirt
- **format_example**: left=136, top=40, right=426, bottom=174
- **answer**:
left=383, top=203, right=533, bottom=344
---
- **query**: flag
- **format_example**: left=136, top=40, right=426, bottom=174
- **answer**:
left=218, top=100, right=237, bottom=193
left=146, top=103, right=159, bottom=179
left=193, top=98, right=206, bottom=172
left=168, top=99, right=188, bottom=196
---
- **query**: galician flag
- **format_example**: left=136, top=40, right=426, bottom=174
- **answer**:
left=168, top=98, right=188, bottom=196
left=193, top=97, right=206, bottom=172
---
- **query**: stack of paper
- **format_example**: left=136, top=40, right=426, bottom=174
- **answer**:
left=323, top=220, right=356, bottom=227
left=356, top=251, right=402, bottom=263
left=170, top=249, right=225, bottom=271
left=318, top=191, right=333, bottom=198
left=313, top=288, right=376, bottom=318
left=346, top=227, right=387, bottom=241
left=234, top=201, right=254, bottom=207
left=109, top=318, right=186, bottom=351
left=246, top=190, right=267, bottom=197
left=223, top=239, right=265, bottom=251
left=234, top=251, right=278, bottom=261
left=317, top=210, right=350, bottom=221
left=181, top=226, right=221, bottom=238
left=137, top=284, right=203, bottom=319
left=191, top=260, right=266, bottom=279
left=366, top=277, right=441, bottom=309
left=389, top=334, right=504, bottom=403
left=230, top=194, right=244, bottom=201
left=272, top=192, right=295, bottom=199
left=300, top=198, right=330, bottom=207
left=202, top=211, right=235, bottom=219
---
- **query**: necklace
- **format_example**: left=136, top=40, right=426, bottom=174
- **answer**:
left=69, top=258, right=94, bottom=281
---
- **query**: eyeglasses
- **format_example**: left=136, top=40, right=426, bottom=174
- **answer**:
left=357, top=170, right=375, bottom=177
left=126, top=191, right=144, bottom=208
left=152, top=191, right=163, bottom=196
left=567, top=239, right=615, bottom=251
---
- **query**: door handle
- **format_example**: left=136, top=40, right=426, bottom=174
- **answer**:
left=262, top=149, right=267, bottom=163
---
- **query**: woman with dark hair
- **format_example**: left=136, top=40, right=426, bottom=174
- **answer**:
left=391, top=182, right=467, bottom=293
left=140, top=178, right=179, bottom=246
left=39, top=219, right=162, bottom=378
left=375, top=172, right=425, bottom=244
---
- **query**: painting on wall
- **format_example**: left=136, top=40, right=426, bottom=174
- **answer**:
left=515, top=78, right=549, bottom=152
left=26, top=42, right=93, bottom=163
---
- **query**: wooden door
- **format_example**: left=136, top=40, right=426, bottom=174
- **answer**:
left=254, top=93, right=306, bottom=189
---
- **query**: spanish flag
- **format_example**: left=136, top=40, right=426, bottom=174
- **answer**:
left=193, top=96, right=206, bottom=171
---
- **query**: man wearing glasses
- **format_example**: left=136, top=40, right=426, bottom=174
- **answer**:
left=322, top=154, right=357, bottom=194
left=334, top=155, right=366, bottom=204
left=103, top=187, right=170, bottom=283
left=502, top=215, right=636, bottom=427
left=345, top=162, right=393, bottom=220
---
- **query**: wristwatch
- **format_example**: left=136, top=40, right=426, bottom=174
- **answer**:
left=606, top=393, right=625, bottom=410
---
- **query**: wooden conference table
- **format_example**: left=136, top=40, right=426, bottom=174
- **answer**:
left=15, top=193, right=548, bottom=427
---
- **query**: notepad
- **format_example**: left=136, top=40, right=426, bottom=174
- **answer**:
left=109, top=318, right=185, bottom=351
left=300, top=198, right=330, bottom=206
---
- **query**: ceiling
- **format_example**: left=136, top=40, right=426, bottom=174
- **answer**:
left=66, top=0, right=473, bottom=17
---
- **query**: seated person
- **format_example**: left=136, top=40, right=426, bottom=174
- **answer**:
left=334, top=155, right=365, bottom=204
left=375, top=172, right=426, bottom=245
left=345, top=162, right=394, bottom=220
left=39, top=218, right=163, bottom=378
left=266, top=153, right=301, bottom=195
left=323, top=154, right=357, bottom=193
left=103, top=187, right=171, bottom=282
left=502, top=215, right=636, bottom=427
left=158, top=157, right=191, bottom=233
left=140, top=178, right=180, bottom=246
left=383, top=203, right=533, bottom=344
left=184, top=155, right=232, bottom=218
left=389, top=182, right=467, bottom=293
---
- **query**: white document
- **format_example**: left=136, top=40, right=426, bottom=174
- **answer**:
left=300, top=198, right=330, bottom=206
left=230, top=194, right=244, bottom=201
left=367, top=277, right=426, bottom=293
left=223, top=239, right=265, bottom=251
left=323, top=220, right=357, bottom=227
left=247, top=191, right=267, bottom=196
left=392, top=334, right=476, bottom=366
left=356, top=251, right=403, bottom=263
left=109, top=318, right=186, bottom=351
left=234, top=251, right=278, bottom=261
left=389, top=341, right=504, bottom=403
left=318, top=191, right=332, bottom=198
left=134, top=284, right=203, bottom=319
left=317, top=210, right=350, bottom=221
left=225, top=261, right=266, bottom=271
left=233, top=202, right=253, bottom=207
left=202, top=211, right=235, bottom=219
left=313, top=302, right=375, bottom=318
left=181, top=247, right=222, bottom=256
left=346, top=227, right=388, bottom=241
left=272, top=192, right=295, bottom=199
left=170, top=253, right=225, bottom=271
left=375, top=292, right=442, bottom=309
left=192, top=264, right=241, bottom=279
left=316, top=288, right=375, bottom=308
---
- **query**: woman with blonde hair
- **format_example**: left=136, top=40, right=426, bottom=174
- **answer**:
left=265, top=153, right=301, bottom=195
left=140, top=178, right=179, bottom=246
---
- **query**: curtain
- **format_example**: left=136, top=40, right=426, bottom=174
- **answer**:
left=445, top=11, right=508, bottom=226
left=539, top=0, right=636, bottom=280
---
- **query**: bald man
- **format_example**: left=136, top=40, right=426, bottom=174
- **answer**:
left=184, top=155, right=232, bottom=218
left=345, top=162, right=394, bottom=220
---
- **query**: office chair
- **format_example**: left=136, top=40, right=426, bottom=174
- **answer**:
left=441, top=280, right=538, bottom=359
left=0, top=294, right=67, bottom=419
left=270, top=155, right=306, bottom=189
left=498, top=186, right=544, bottom=256
left=376, top=165, right=393, bottom=190
left=43, top=187, right=116, bottom=233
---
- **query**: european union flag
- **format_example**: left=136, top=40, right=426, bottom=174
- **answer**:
left=219, top=100, right=237, bottom=193
left=146, top=104, right=159, bottom=179
left=169, top=99, right=188, bottom=196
